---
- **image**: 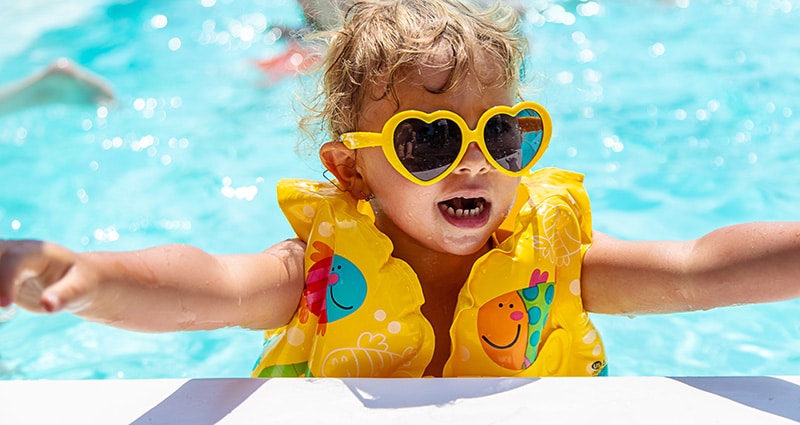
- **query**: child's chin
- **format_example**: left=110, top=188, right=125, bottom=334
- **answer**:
left=435, top=232, right=495, bottom=257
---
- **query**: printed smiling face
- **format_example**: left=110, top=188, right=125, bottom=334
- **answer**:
left=477, top=291, right=529, bottom=370
left=476, top=270, right=556, bottom=371
left=304, top=241, right=367, bottom=325
left=325, top=254, right=368, bottom=323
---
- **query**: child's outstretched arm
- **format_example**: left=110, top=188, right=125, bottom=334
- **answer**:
left=581, top=222, right=800, bottom=315
left=0, top=239, right=305, bottom=331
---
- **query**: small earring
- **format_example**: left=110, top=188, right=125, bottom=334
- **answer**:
left=361, top=192, right=375, bottom=202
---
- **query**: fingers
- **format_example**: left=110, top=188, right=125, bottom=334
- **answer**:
left=41, top=265, right=96, bottom=313
left=0, top=240, right=44, bottom=307
left=0, top=240, right=81, bottom=312
left=14, top=274, right=48, bottom=313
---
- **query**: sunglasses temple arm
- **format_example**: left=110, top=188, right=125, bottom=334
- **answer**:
left=322, top=169, right=347, bottom=191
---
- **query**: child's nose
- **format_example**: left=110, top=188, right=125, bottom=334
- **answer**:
left=454, top=142, right=490, bottom=176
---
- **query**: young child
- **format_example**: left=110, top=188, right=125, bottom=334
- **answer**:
left=1, top=0, right=799, bottom=378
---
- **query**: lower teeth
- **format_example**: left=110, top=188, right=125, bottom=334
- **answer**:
left=441, top=203, right=484, bottom=218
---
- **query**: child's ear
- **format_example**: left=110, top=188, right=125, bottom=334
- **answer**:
left=319, top=141, right=360, bottom=190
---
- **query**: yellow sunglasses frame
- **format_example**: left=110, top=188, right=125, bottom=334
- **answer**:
left=340, top=101, right=552, bottom=186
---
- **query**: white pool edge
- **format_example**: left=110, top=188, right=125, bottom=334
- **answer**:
left=2, top=376, right=798, bottom=424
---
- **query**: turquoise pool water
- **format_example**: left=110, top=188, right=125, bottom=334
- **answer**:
left=1, top=0, right=798, bottom=379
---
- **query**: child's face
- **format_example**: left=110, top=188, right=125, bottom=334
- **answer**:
left=355, top=59, right=520, bottom=257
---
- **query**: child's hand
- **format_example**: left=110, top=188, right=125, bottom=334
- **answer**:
left=0, top=240, right=97, bottom=314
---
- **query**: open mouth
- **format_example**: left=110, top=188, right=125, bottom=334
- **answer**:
left=438, top=197, right=487, bottom=218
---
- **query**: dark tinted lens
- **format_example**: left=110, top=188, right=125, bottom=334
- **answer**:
left=484, top=109, right=544, bottom=172
left=393, top=118, right=462, bottom=181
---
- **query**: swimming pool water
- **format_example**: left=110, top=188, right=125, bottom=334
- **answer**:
left=1, top=0, right=799, bottom=379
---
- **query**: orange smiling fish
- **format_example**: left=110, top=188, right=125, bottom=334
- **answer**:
left=477, top=269, right=555, bottom=370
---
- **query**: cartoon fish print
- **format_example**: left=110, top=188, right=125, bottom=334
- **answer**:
left=300, top=241, right=368, bottom=334
left=477, top=268, right=556, bottom=370
left=478, top=291, right=529, bottom=369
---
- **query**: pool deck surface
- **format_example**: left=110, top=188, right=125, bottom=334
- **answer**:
left=2, top=376, right=799, bottom=424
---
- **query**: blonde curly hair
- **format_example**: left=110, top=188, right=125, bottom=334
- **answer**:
left=298, top=0, right=526, bottom=155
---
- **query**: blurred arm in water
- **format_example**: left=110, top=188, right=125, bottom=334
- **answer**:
left=0, top=58, right=113, bottom=116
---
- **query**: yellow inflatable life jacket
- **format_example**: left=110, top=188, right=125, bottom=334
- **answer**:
left=251, top=167, right=607, bottom=377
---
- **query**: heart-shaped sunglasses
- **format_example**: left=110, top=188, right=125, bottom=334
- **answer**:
left=340, top=102, right=551, bottom=186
